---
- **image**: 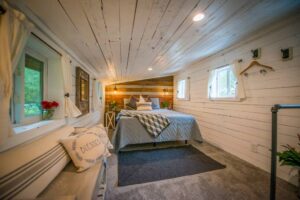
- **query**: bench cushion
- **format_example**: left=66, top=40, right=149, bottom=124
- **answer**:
left=0, top=126, right=73, bottom=200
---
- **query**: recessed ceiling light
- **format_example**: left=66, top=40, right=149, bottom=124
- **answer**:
left=148, top=67, right=153, bottom=71
left=193, top=13, right=205, bottom=22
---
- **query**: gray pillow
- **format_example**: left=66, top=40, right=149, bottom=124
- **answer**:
left=150, top=98, right=160, bottom=109
left=126, top=96, right=138, bottom=109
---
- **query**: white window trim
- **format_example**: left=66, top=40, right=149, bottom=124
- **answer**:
left=176, top=77, right=190, bottom=101
left=0, top=119, right=66, bottom=152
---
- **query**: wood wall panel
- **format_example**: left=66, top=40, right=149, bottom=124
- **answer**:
left=105, top=76, right=173, bottom=110
left=174, top=16, right=300, bottom=185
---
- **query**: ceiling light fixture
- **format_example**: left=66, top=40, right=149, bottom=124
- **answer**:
left=193, top=13, right=205, bottom=22
left=148, top=67, right=153, bottom=71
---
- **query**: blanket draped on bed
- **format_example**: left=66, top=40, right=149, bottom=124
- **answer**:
left=117, top=110, right=170, bottom=137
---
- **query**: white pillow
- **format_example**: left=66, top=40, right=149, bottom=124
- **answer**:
left=136, top=102, right=152, bottom=111
left=88, top=124, right=113, bottom=150
left=60, top=132, right=106, bottom=172
left=74, top=127, right=88, bottom=134
left=139, top=95, right=146, bottom=103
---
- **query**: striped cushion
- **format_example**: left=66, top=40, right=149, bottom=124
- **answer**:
left=136, top=102, right=152, bottom=111
left=0, top=126, right=74, bottom=200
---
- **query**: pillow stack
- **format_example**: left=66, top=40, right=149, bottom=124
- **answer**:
left=136, top=95, right=152, bottom=111
left=60, top=124, right=113, bottom=172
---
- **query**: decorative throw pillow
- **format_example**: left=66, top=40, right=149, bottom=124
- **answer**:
left=136, top=102, right=153, bottom=111
left=87, top=124, right=113, bottom=151
left=126, top=96, right=138, bottom=109
left=73, top=127, right=88, bottom=135
left=139, top=95, right=146, bottom=103
left=60, top=132, right=106, bottom=172
left=150, top=98, right=160, bottom=109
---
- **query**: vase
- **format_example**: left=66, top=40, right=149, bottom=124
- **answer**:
left=42, top=109, right=55, bottom=120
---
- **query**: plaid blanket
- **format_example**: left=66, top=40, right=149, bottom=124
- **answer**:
left=117, top=110, right=170, bottom=137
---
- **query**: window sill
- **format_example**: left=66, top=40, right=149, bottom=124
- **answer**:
left=176, top=98, right=190, bottom=101
left=13, top=120, right=62, bottom=134
left=0, top=119, right=66, bottom=152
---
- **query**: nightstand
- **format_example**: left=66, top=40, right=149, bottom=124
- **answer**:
left=105, top=111, right=115, bottom=129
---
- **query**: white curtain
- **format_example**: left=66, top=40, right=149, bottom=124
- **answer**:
left=207, top=69, right=216, bottom=99
left=231, top=61, right=246, bottom=99
left=61, top=55, right=82, bottom=118
left=0, top=2, right=33, bottom=144
left=92, top=79, right=101, bottom=111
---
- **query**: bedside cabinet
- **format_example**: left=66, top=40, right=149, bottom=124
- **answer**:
left=105, top=111, right=115, bottom=129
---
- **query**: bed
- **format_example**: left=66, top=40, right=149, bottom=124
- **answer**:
left=112, top=109, right=202, bottom=152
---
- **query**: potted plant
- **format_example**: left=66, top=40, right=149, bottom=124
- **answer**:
left=109, top=101, right=119, bottom=112
left=277, top=134, right=300, bottom=197
left=41, top=100, right=59, bottom=120
left=161, top=101, right=170, bottom=109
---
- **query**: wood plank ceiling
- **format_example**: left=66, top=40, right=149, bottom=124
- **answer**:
left=18, top=0, right=300, bottom=82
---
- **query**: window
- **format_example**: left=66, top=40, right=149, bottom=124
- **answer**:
left=176, top=78, right=189, bottom=100
left=12, top=49, right=47, bottom=125
left=208, top=65, right=237, bottom=99
left=24, top=54, right=44, bottom=117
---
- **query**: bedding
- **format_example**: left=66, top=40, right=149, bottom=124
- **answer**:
left=112, top=109, right=202, bottom=152
left=118, top=110, right=170, bottom=137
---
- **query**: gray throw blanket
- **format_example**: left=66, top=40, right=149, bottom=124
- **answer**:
left=117, top=110, right=170, bottom=137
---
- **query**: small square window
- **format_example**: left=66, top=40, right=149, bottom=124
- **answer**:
left=177, top=79, right=186, bottom=99
left=209, top=65, right=237, bottom=99
left=176, top=78, right=189, bottom=100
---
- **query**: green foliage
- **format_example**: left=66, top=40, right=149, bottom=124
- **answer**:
left=161, top=101, right=169, bottom=108
left=109, top=101, right=119, bottom=111
left=24, top=67, right=42, bottom=116
left=277, top=136, right=300, bottom=168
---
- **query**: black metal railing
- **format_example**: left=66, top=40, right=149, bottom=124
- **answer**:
left=270, top=104, right=300, bottom=200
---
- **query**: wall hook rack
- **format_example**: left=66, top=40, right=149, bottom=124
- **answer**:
left=240, top=60, right=274, bottom=77
left=281, top=47, right=293, bottom=61
left=251, top=48, right=261, bottom=59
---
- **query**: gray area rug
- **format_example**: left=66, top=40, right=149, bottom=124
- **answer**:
left=118, top=145, right=225, bottom=186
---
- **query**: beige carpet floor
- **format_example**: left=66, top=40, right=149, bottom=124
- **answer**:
left=105, top=141, right=298, bottom=200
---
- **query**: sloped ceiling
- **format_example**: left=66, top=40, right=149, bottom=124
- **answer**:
left=13, top=0, right=300, bottom=82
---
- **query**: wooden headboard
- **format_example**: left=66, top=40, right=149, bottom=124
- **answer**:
left=105, top=76, right=173, bottom=111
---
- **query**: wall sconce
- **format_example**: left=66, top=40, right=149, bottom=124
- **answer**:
left=113, top=84, right=118, bottom=94
left=163, top=88, right=168, bottom=95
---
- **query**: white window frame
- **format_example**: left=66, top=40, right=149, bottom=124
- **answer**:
left=208, top=65, right=238, bottom=101
left=176, top=77, right=190, bottom=100
left=13, top=47, right=48, bottom=125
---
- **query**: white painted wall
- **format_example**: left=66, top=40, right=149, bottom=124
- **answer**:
left=174, top=14, right=300, bottom=185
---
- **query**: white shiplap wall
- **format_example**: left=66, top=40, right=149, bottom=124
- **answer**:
left=67, top=60, right=103, bottom=127
left=174, top=14, right=300, bottom=185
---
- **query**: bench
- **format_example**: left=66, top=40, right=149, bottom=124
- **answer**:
left=39, top=159, right=106, bottom=200
left=0, top=125, right=107, bottom=200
